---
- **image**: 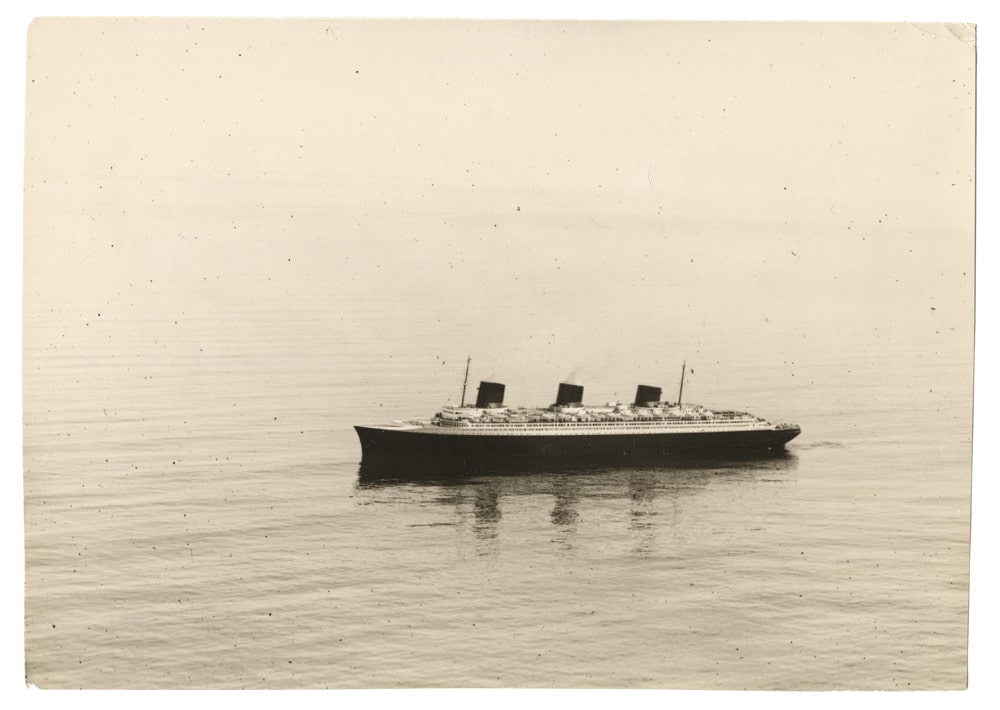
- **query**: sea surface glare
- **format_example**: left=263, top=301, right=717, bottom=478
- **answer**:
left=23, top=285, right=971, bottom=689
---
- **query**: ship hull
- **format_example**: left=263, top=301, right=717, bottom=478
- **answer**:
left=354, top=425, right=800, bottom=463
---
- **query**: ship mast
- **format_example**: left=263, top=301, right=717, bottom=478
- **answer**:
left=677, top=360, right=686, bottom=405
left=460, top=355, right=471, bottom=407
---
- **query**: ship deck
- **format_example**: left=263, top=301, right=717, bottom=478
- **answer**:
left=363, top=419, right=796, bottom=436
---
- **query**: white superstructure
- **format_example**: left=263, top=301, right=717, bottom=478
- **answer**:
left=424, top=401, right=790, bottom=436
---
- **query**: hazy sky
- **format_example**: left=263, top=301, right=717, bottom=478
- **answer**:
left=25, top=20, right=973, bottom=215
left=23, top=19, right=975, bottom=375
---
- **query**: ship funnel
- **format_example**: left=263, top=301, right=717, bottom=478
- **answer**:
left=555, top=383, right=584, bottom=406
left=634, top=384, right=662, bottom=407
left=475, top=381, right=506, bottom=409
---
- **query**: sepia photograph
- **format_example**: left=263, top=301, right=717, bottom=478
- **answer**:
left=17, top=8, right=980, bottom=695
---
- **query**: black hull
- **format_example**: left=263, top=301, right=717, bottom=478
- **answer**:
left=358, top=447, right=799, bottom=483
left=355, top=426, right=800, bottom=465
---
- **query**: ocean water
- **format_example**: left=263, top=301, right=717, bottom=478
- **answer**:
left=22, top=272, right=972, bottom=690
left=20, top=16, right=976, bottom=692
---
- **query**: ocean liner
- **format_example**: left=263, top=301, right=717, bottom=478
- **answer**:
left=354, top=361, right=800, bottom=462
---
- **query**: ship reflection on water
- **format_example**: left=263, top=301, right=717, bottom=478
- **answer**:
left=356, top=451, right=799, bottom=552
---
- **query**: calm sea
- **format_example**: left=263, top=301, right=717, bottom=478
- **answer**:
left=23, top=272, right=971, bottom=690
left=21, top=16, right=976, bottom=690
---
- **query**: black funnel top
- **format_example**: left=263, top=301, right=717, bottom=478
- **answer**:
left=634, top=384, right=662, bottom=406
left=475, top=381, right=506, bottom=408
left=555, top=383, right=584, bottom=406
